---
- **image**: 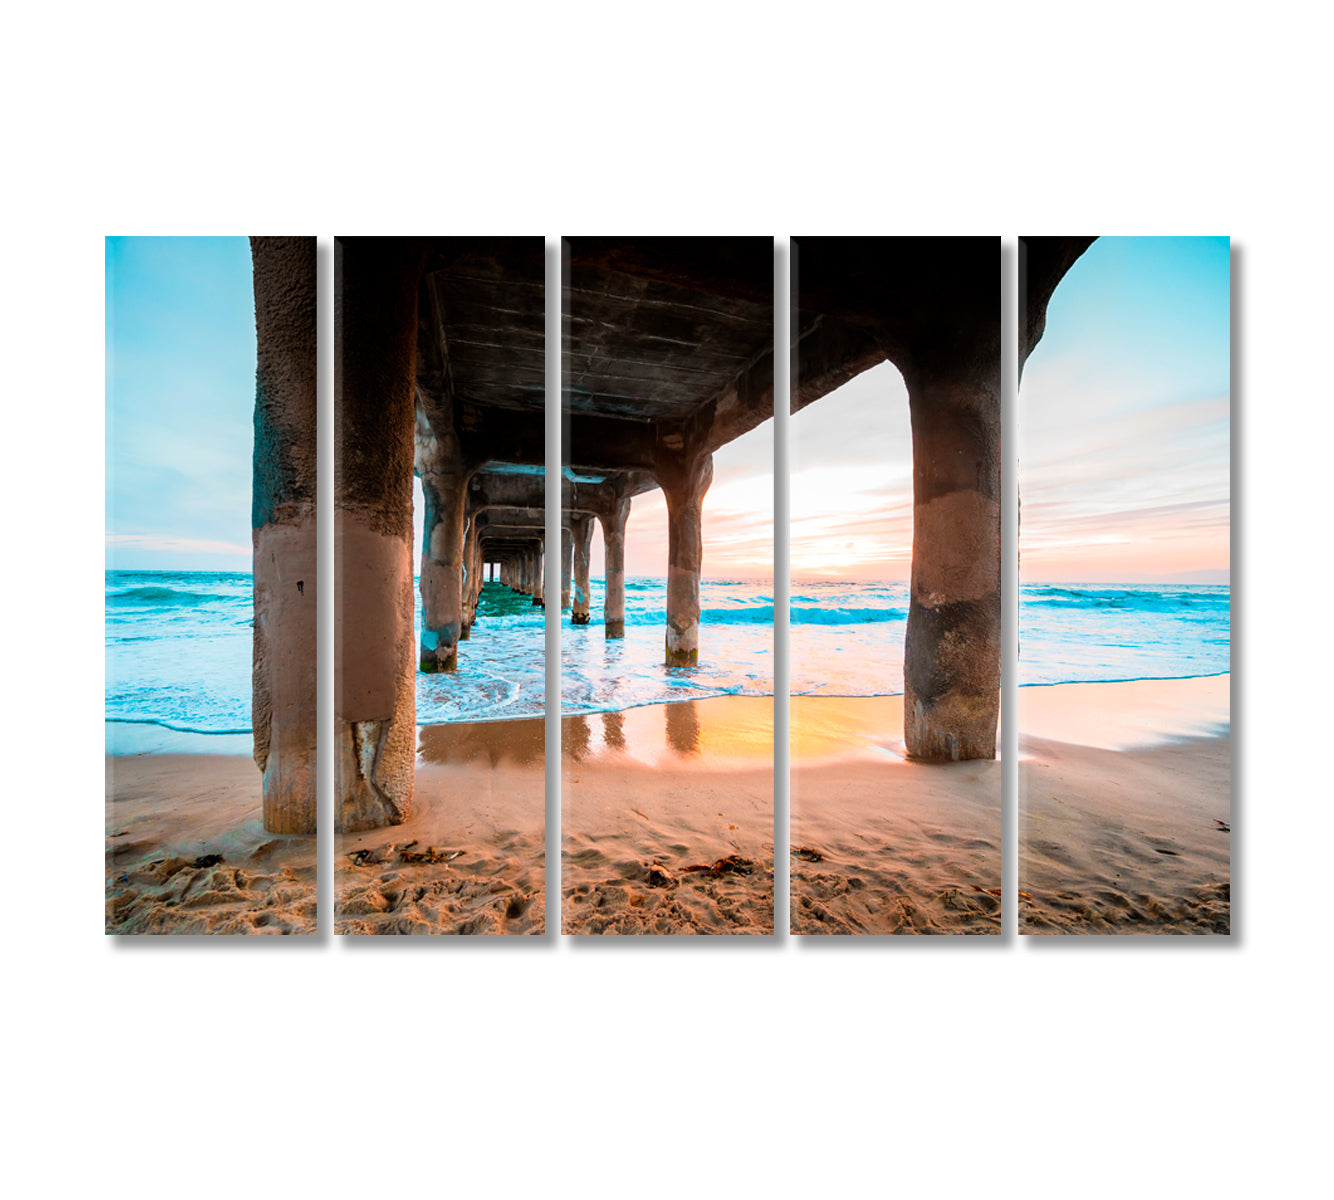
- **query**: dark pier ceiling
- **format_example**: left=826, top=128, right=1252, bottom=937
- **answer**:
left=1019, top=237, right=1098, bottom=368
left=563, top=237, right=776, bottom=665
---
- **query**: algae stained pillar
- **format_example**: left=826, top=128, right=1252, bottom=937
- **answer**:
left=335, top=237, right=424, bottom=831
left=560, top=525, right=573, bottom=610
left=599, top=496, right=631, bottom=638
left=250, top=236, right=317, bottom=835
left=655, top=443, right=713, bottom=666
left=570, top=514, right=594, bottom=625
left=417, top=414, right=474, bottom=672
left=901, top=334, right=1001, bottom=762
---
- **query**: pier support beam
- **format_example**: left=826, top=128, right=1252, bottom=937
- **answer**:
left=655, top=447, right=713, bottom=666
left=334, top=237, right=424, bottom=831
left=570, top=514, right=593, bottom=625
left=599, top=496, right=631, bottom=638
left=459, top=508, right=478, bottom=639
left=902, top=365, right=1000, bottom=761
left=417, top=428, right=473, bottom=673
left=560, top=526, right=573, bottom=610
left=250, top=236, right=317, bottom=836
left=531, top=542, right=545, bottom=605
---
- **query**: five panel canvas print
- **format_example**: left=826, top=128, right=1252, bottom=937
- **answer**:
left=105, top=235, right=1230, bottom=937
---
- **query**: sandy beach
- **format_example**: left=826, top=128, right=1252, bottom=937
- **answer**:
left=105, top=717, right=547, bottom=936
left=106, top=676, right=1229, bottom=937
left=562, top=698, right=775, bottom=934
left=790, top=675, right=1229, bottom=935
left=791, top=695, right=1001, bottom=934
left=105, top=739, right=317, bottom=935
left=1019, top=675, right=1230, bottom=934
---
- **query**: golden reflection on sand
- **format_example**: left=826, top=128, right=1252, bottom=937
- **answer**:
left=790, top=694, right=909, bottom=763
left=561, top=696, right=775, bottom=767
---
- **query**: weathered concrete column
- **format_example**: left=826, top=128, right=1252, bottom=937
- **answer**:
left=335, top=237, right=424, bottom=831
left=531, top=542, right=545, bottom=605
left=417, top=451, right=473, bottom=672
left=599, top=497, right=631, bottom=638
left=902, top=365, right=1000, bottom=761
left=250, top=236, right=317, bottom=836
left=570, top=514, right=594, bottom=625
left=560, top=526, right=573, bottom=609
left=458, top=508, right=479, bottom=640
left=471, top=530, right=484, bottom=621
left=655, top=448, right=713, bottom=666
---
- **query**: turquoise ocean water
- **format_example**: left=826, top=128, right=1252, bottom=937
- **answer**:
left=105, top=571, right=1229, bottom=736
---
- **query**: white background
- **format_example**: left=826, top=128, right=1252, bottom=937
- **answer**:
left=6, top=4, right=1329, bottom=1197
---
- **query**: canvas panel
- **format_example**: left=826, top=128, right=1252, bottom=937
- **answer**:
left=789, top=236, right=1003, bottom=935
left=1018, top=236, right=1231, bottom=935
left=560, top=237, right=776, bottom=935
left=105, top=235, right=318, bottom=935
left=333, top=236, right=547, bottom=935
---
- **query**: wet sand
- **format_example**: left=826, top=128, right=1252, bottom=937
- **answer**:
left=561, top=698, right=775, bottom=934
left=1019, top=676, right=1230, bottom=934
left=791, top=695, right=1001, bottom=934
left=790, top=676, right=1229, bottom=935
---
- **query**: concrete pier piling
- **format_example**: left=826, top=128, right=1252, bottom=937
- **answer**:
left=599, top=496, right=631, bottom=638
left=249, top=236, right=318, bottom=835
left=570, top=514, right=594, bottom=626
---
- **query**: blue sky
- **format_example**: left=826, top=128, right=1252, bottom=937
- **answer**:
left=105, top=236, right=256, bottom=571
left=105, top=236, right=1229, bottom=582
left=1020, top=236, right=1230, bottom=582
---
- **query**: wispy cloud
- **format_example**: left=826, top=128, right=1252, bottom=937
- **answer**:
left=107, top=533, right=252, bottom=556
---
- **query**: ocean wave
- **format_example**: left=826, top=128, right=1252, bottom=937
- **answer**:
left=1022, top=586, right=1229, bottom=613
left=791, top=605, right=905, bottom=625
left=108, top=585, right=236, bottom=607
left=610, top=604, right=903, bottom=627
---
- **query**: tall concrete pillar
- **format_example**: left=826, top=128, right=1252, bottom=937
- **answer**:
left=250, top=236, right=317, bottom=836
left=560, top=526, right=573, bottom=609
left=466, top=526, right=483, bottom=630
left=570, top=514, right=594, bottom=626
left=599, top=496, right=631, bottom=638
left=655, top=448, right=713, bottom=666
left=458, top=508, right=478, bottom=640
left=902, top=364, right=1000, bottom=761
left=417, top=455, right=472, bottom=672
left=335, top=237, right=424, bottom=831
left=531, top=542, right=545, bottom=605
